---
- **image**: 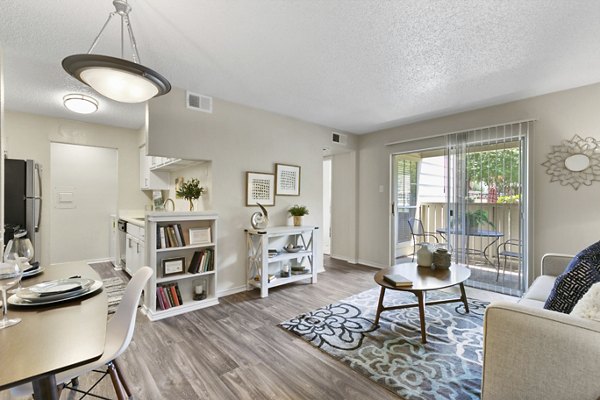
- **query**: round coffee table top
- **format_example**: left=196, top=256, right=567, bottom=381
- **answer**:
left=374, top=263, right=471, bottom=291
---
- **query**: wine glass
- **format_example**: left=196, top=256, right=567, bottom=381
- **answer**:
left=0, top=261, right=23, bottom=329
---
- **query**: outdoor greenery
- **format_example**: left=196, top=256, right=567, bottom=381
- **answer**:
left=497, top=194, right=520, bottom=204
left=288, top=204, right=309, bottom=216
left=466, top=209, right=494, bottom=229
left=466, top=148, right=520, bottom=193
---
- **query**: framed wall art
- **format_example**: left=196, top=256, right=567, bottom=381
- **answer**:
left=275, top=163, right=301, bottom=196
left=246, top=172, right=275, bottom=206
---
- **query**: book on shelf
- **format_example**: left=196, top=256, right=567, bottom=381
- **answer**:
left=174, top=284, right=183, bottom=305
left=173, top=226, right=183, bottom=248
left=169, top=285, right=180, bottom=306
left=159, top=226, right=167, bottom=249
left=158, top=286, right=170, bottom=310
left=188, top=251, right=202, bottom=273
left=176, top=224, right=186, bottom=246
left=167, top=226, right=178, bottom=248
left=156, top=225, right=161, bottom=249
left=383, top=273, right=412, bottom=287
left=156, top=291, right=164, bottom=310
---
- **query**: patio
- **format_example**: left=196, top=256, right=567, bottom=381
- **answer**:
left=407, top=202, right=523, bottom=296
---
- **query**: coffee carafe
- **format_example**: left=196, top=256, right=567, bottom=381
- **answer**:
left=4, top=229, right=34, bottom=269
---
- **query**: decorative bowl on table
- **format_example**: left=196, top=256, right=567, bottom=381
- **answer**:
left=283, top=245, right=303, bottom=253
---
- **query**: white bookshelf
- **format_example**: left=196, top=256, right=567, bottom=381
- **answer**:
left=142, top=211, right=219, bottom=321
left=245, top=225, right=318, bottom=297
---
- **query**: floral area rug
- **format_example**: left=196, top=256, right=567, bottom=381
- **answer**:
left=279, top=287, right=487, bottom=400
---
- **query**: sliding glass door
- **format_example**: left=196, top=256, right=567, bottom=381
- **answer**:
left=446, top=123, right=529, bottom=295
left=390, top=122, right=530, bottom=296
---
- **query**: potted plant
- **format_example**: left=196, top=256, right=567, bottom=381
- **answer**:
left=288, top=204, right=309, bottom=226
left=176, top=178, right=205, bottom=211
left=465, top=209, right=494, bottom=233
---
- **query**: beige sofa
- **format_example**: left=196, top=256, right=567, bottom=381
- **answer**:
left=481, top=254, right=600, bottom=400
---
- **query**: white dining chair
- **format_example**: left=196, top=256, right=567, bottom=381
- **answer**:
left=11, top=266, right=153, bottom=400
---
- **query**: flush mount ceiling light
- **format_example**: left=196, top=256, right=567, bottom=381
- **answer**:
left=63, top=94, right=99, bottom=114
left=62, top=0, right=171, bottom=103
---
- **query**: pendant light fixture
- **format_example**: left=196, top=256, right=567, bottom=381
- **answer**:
left=62, top=0, right=171, bottom=103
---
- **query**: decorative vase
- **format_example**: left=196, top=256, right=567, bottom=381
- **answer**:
left=293, top=216, right=303, bottom=226
left=416, top=243, right=433, bottom=267
left=188, top=199, right=195, bottom=211
left=433, top=248, right=451, bottom=269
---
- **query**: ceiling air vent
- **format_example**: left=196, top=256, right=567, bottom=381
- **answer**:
left=332, top=131, right=347, bottom=145
left=186, top=91, right=213, bottom=113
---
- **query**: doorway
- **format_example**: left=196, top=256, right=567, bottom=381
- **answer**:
left=322, top=158, right=332, bottom=255
left=50, top=143, right=118, bottom=263
left=390, top=122, right=530, bottom=296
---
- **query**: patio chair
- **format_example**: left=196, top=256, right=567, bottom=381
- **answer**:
left=496, top=239, right=523, bottom=281
left=407, top=218, right=439, bottom=261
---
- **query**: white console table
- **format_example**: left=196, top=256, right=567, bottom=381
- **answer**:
left=245, top=225, right=318, bottom=297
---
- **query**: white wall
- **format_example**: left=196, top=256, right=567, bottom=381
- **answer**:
left=354, top=82, right=600, bottom=278
left=50, top=143, right=118, bottom=263
left=4, top=111, right=148, bottom=266
left=148, top=87, right=340, bottom=294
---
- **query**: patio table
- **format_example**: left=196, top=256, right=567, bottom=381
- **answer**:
left=436, top=228, right=503, bottom=266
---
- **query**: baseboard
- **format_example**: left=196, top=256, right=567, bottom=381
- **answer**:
left=330, top=254, right=358, bottom=264
left=217, top=285, right=247, bottom=298
left=357, top=259, right=389, bottom=269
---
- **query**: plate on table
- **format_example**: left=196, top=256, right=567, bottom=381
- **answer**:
left=16, top=278, right=96, bottom=302
left=8, top=280, right=103, bottom=306
left=22, top=266, right=45, bottom=279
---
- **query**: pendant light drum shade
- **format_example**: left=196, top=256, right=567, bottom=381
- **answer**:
left=63, top=54, right=171, bottom=103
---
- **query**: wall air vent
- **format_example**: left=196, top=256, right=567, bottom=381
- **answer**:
left=186, top=91, right=213, bottom=113
left=332, top=131, right=347, bottom=145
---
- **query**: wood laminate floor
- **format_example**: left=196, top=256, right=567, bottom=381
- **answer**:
left=2, top=257, right=515, bottom=400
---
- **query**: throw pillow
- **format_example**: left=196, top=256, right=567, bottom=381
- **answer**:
left=571, top=282, right=600, bottom=321
left=544, top=240, right=600, bottom=314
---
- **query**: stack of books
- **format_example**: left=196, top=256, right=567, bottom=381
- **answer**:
left=156, top=283, right=183, bottom=310
left=157, top=224, right=187, bottom=249
left=187, top=249, right=214, bottom=274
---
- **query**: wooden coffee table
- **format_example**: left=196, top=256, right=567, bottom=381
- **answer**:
left=374, top=263, right=471, bottom=344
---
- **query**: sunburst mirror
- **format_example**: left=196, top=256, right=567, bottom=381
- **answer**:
left=542, top=134, right=600, bottom=190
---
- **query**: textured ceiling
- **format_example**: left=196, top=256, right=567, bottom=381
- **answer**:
left=1, top=1, right=600, bottom=134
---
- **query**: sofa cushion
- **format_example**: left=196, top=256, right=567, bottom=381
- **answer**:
left=523, top=275, right=556, bottom=302
left=571, top=282, right=600, bottom=321
left=544, top=240, right=600, bottom=314
left=517, top=298, right=546, bottom=309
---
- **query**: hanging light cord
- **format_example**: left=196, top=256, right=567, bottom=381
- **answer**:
left=85, top=0, right=141, bottom=64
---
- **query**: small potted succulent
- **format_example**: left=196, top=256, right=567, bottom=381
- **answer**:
left=288, top=204, right=309, bottom=226
left=176, top=178, right=205, bottom=211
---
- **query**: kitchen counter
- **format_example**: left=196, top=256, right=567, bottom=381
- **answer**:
left=120, top=216, right=145, bottom=227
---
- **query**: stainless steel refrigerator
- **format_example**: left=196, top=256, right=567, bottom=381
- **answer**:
left=4, top=159, right=42, bottom=264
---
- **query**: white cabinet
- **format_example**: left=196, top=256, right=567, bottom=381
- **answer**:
left=139, top=146, right=169, bottom=190
left=142, top=212, right=219, bottom=321
left=125, top=223, right=145, bottom=276
left=246, top=225, right=318, bottom=298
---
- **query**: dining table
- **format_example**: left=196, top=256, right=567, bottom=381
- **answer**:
left=0, top=261, right=107, bottom=400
